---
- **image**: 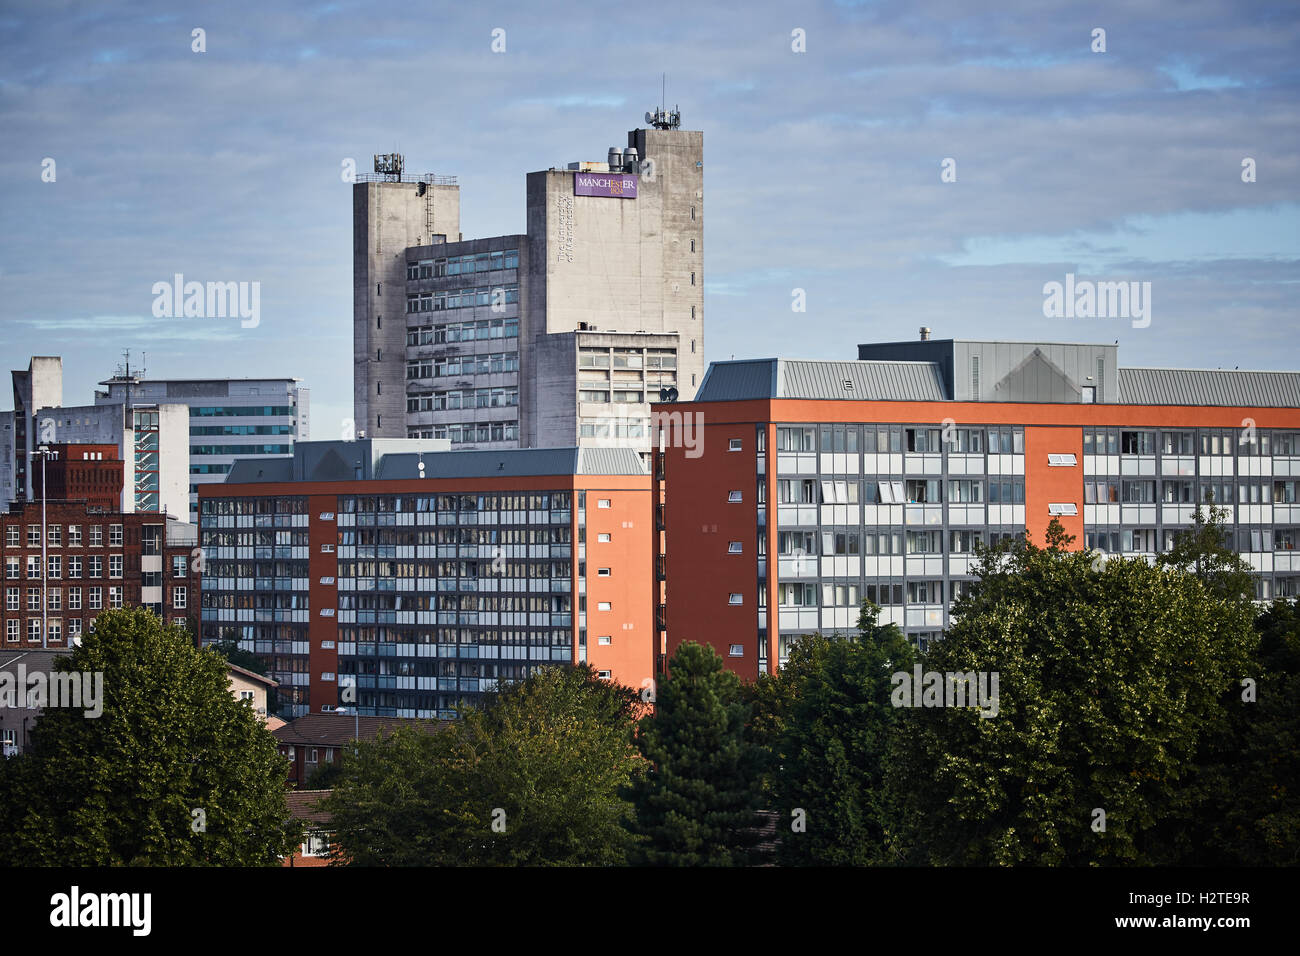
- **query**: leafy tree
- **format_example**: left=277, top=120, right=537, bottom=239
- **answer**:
left=770, top=603, right=915, bottom=865
left=625, top=641, right=765, bottom=865
left=1157, top=503, right=1255, bottom=602
left=323, top=664, right=643, bottom=866
left=305, top=759, right=345, bottom=790
left=1185, top=598, right=1300, bottom=865
left=0, top=608, right=295, bottom=865
left=889, top=520, right=1256, bottom=865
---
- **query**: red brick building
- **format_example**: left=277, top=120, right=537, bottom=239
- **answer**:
left=40, top=443, right=124, bottom=511
left=0, top=500, right=200, bottom=646
left=273, top=713, right=445, bottom=787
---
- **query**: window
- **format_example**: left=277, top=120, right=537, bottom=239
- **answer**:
left=729, top=438, right=743, bottom=452
left=68, top=556, right=81, bottom=578
left=47, top=588, right=61, bottom=611
left=321, top=544, right=335, bottom=554
left=109, top=555, right=123, bottom=579
left=27, top=525, right=40, bottom=547
left=4, top=526, right=16, bottom=547
left=90, top=526, right=102, bottom=547
left=1121, top=431, right=1156, bottom=455
left=597, top=670, right=612, bottom=680
left=597, top=499, right=611, bottom=509
left=321, top=673, right=336, bottom=682
left=68, top=525, right=81, bottom=546
left=89, top=556, right=102, bottom=579
left=597, top=636, right=612, bottom=645
left=597, top=601, right=612, bottom=611
left=4, top=587, right=16, bottom=611
left=173, top=555, right=186, bottom=577
left=27, top=588, right=40, bottom=611
left=728, top=490, right=742, bottom=503
left=69, top=587, right=81, bottom=611
left=173, top=586, right=187, bottom=609
left=28, top=619, right=41, bottom=642
left=1047, top=502, right=1078, bottom=516
left=89, top=587, right=103, bottom=610
left=48, top=525, right=61, bottom=547
left=729, top=644, right=744, bottom=657
left=109, top=586, right=123, bottom=609
left=5, top=620, right=17, bottom=643
left=109, top=524, right=123, bottom=547
left=728, top=541, right=743, bottom=554
left=1120, top=480, right=1156, bottom=504
left=4, top=558, right=16, bottom=580
left=728, top=593, right=743, bottom=605
left=597, top=568, right=611, bottom=577
left=597, top=533, right=611, bottom=543
left=26, top=555, right=40, bottom=579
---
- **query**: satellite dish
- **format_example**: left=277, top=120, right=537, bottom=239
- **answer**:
left=645, top=112, right=654, bottom=124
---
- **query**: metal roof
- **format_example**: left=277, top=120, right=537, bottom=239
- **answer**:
left=1119, top=368, right=1300, bottom=407
left=695, top=358, right=949, bottom=402
left=374, top=446, right=646, bottom=480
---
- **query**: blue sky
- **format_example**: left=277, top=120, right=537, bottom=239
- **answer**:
left=1, top=0, right=1297, bottom=435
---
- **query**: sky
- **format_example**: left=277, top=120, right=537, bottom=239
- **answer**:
left=1, top=0, right=1297, bottom=437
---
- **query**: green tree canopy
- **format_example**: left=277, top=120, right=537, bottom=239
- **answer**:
left=769, top=604, right=916, bottom=865
left=889, top=520, right=1257, bottom=865
left=624, top=641, right=765, bottom=866
left=322, top=664, right=643, bottom=866
left=0, top=608, right=295, bottom=865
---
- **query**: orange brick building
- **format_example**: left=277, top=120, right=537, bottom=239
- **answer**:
left=654, top=339, right=1300, bottom=677
left=199, top=441, right=654, bottom=719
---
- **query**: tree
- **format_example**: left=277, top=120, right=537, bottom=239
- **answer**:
left=1157, top=503, right=1255, bottom=602
left=770, top=604, right=915, bottom=865
left=0, top=608, right=295, bottom=865
left=305, top=759, right=345, bottom=790
left=624, top=641, right=765, bottom=865
left=889, top=520, right=1257, bottom=865
left=323, top=664, right=643, bottom=866
left=1184, top=598, right=1300, bottom=865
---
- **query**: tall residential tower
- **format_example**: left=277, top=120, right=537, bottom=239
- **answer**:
left=353, top=111, right=705, bottom=458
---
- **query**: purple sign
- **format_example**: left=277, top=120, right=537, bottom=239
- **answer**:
left=574, top=172, right=638, bottom=199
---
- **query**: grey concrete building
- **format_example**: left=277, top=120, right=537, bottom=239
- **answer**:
left=94, top=373, right=310, bottom=523
left=6, top=357, right=191, bottom=519
left=353, top=112, right=705, bottom=459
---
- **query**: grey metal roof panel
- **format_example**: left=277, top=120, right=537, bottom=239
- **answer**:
left=694, top=358, right=948, bottom=402
left=374, top=447, right=646, bottom=480
left=374, top=448, right=580, bottom=480
left=694, top=359, right=779, bottom=402
left=575, top=446, right=649, bottom=476
left=226, top=458, right=293, bottom=483
left=1119, top=368, right=1300, bottom=407
left=778, top=360, right=948, bottom=401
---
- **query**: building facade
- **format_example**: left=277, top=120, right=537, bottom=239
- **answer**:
left=0, top=500, right=200, bottom=648
left=6, top=356, right=192, bottom=518
left=354, top=113, right=705, bottom=458
left=199, top=440, right=654, bottom=719
left=94, top=373, right=310, bottom=523
left=656, top=339, right=1300, bottom=677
